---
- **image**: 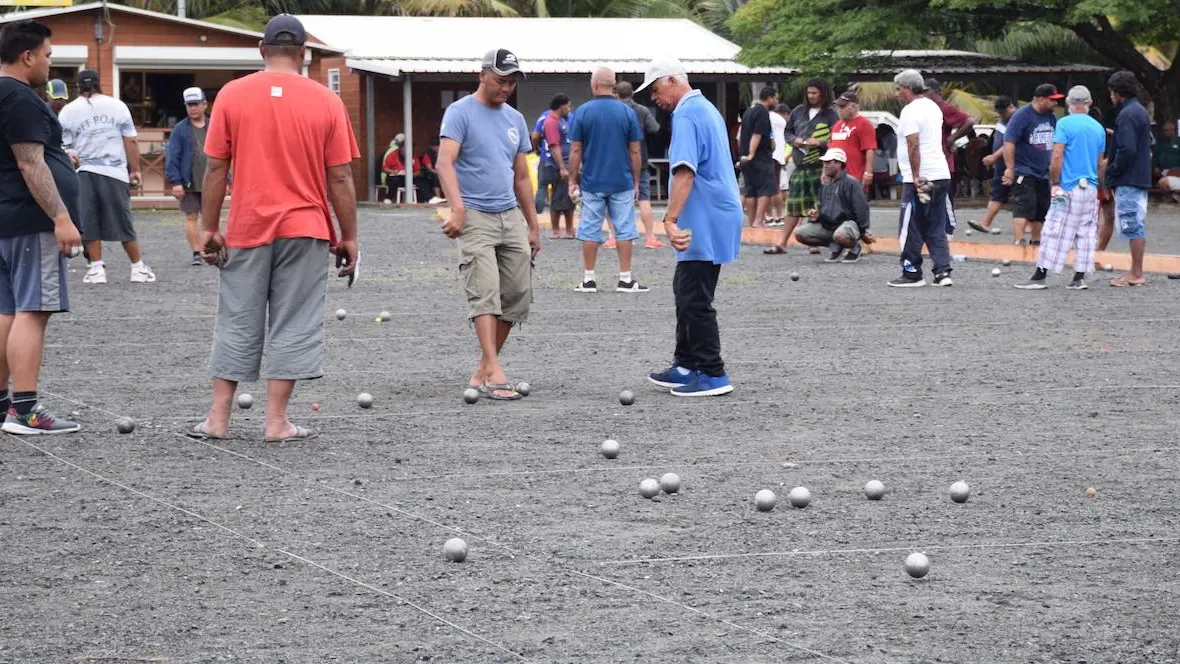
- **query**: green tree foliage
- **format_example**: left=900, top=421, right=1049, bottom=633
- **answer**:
left=729, top=0, right=1180, bottom=122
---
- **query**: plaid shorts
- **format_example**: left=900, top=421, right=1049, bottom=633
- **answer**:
left=1036, top=184, right=1099, bottom=274
left=786, top=164, right=822, bottom=218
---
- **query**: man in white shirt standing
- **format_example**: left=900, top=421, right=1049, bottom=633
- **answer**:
left=58, top=69, right=155, bottom=285
left=888, top=69, right=953, bottom=288
left=768, top=101, right=788, bottom=225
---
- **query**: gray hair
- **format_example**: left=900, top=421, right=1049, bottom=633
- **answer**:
left=591, top=67, right=616, bottom=89
left=894, top=69, right=926, bottom=94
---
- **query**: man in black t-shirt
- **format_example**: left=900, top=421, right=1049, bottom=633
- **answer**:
left=0, top=20, right=83, bottom=435
left=738, top=85, right=778, bottom=228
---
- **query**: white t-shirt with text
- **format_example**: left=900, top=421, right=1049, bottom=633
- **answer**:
left=897, top=96, right=950, bottom=183
left=59, top=94, right=137, bottom=183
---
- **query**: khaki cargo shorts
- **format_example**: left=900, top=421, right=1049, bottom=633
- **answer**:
left=457, top=207, right=532, bottom=324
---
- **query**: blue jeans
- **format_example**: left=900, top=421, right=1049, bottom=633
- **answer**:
left=576, top=190, right=638, bottom=243
left=1114, top=186, right=1147, bottom=240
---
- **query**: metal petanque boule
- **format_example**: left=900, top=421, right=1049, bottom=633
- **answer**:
left=904, top=552, right=930, bottom=578
left=754, top=489, right=777, bottom=511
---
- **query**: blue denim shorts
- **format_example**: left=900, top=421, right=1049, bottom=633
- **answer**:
left=577, top=190, right=638, bottom=243
left=1114, top=186, right=1148, bottom=240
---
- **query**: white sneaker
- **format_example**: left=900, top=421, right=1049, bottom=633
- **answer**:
left=130, top=264, right=156, bottom=283
left=428, top=196, right=445, bottom=205
left=83, top=264, right=107, bottom=284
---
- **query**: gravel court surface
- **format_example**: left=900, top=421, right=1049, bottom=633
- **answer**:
left=3, top=207, right=1180, bottom=662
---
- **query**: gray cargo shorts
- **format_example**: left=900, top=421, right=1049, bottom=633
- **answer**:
left=209, top=237, right=328, bottom=382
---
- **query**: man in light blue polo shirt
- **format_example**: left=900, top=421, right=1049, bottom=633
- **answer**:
left=568, top=67, right=647, bottom=293
left=639, top=58, right=742, bottom=397
left=437, top=48, right=541, bottom=401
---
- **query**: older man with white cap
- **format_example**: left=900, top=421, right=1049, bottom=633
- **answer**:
left=640, top=57, right=742, bottom=397
left=165, top=86, right=210, bottom=266
left=793, top=147, right=873, bottom=262
left=1015, top=85, right=1106, bottom=290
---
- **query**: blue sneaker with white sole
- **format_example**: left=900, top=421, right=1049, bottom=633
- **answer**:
left=671, top=373, right=734, bottom=397
left=648, top=365, right=696, bottom=388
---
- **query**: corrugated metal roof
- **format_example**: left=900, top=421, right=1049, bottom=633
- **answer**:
left=302, top=15, right=794, bottom=75
left=856, top=49, right=1111, bottom=75
left=347, top=57, right=793, bottom=76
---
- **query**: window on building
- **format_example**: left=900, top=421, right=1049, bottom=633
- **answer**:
left=328, top=68, right=341, bottom=95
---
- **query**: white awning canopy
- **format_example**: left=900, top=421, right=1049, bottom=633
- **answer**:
left=113, top=46, right=311, bottom=69
left=303, top=15, right=795, bottom=77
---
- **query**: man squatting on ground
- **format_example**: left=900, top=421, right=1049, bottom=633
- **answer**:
left=888, top=69, right=954, bottom=288
left=58, top=68, right=156, bottom=285
left=792, top=148, right=874, bottom=263
left=189, top=14, right=359, bottom=442
left=438, top=48, right=541, bottom=401
left=1014, top=86, right=1106, bottom=290
left=0, top=19, right=84, bottom=434
left=640, top=58, right=742, bottom=397
left=166, top=85, right=211, bottom=267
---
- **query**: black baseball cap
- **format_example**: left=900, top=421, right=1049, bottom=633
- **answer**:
left=993, top=95, right=1013, bottom=112
left=263, top=14, right=307, bottom=46
left=481, top=48, right=525, bottom=78
left=924, top=78, right=942, bottom=93
left=1034, top=83, right=1065, bottom=100
left=77, top=69, right=100, bottom=88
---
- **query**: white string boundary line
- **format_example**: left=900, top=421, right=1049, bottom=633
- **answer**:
left=43, top=316, right=1180, bottom=349
left=275, top=549, right=526, bottom=661
left=36, top=389, right=847, bottom=663
left=40, top=383, right=1180, bottom=428
left=179, top=433, right=522, bottom=557
left=3, top=434, right=526, bottom=661
left=568, top=570, right=849, bottom=664
left=38, top=389, right=521, bottom=555
left=595, top=535, right=1180, bottom=566
left=379, top=445, right=1180, bottom=483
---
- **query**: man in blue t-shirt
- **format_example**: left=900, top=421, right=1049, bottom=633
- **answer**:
left=437, top=48, right=540, bottom=402
left=568, top=67, right=646, bottom=293
left=1002, top=83, right=1062, bottom=246
left=530, top=109, right=551, bottom=214
left=638, top=58, right=742, bottom=397
left=1015, top=86, right=1106, bottom=291
left=969, top=96, right=1016, bottom=234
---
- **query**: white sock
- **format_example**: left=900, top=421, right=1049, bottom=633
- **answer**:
left=583, top=270, right=595, bottom=282
left=674, top=366, right=691, bottom=376
left=619, top=271, right=632, bottom=282
left=131, top=261, right=144, bottom=270
left=91, top=260, right=104, bottom=269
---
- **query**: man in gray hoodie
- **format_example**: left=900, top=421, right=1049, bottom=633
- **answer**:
left=793, top=148, right=873, bottom=262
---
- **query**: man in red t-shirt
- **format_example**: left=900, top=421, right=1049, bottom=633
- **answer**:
left=189, top=14, right=360, bottom=443
left=829, top=92, right=877, bottom=189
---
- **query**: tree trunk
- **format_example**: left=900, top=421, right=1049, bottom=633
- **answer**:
left=1070, top=16, right=1180, bottom=124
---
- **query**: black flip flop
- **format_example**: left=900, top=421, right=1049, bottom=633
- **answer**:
left=762, top=246, right=786, bottom=255
left=967, top=220, right=989, bottom=233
